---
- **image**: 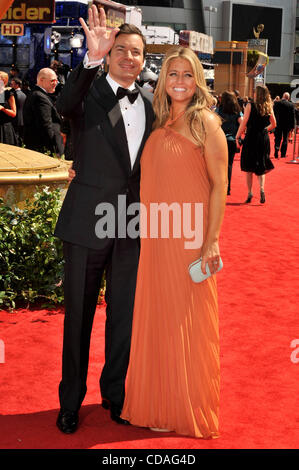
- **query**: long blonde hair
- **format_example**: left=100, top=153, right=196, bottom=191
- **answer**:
left=153, top=46, right=217, bottom=148
left=255, top=84, right=273, bottom=116
left=0, top=71, right=8, bottom=86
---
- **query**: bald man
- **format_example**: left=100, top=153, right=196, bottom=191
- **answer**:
left=23, top=68, right=64, bottom=156
left=273, top=92, right=296, bottom=158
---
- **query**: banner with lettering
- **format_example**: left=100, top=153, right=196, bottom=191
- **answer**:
left=1, top=0, right=55, bottom=24
left=0, top=0, right=15, bottom=20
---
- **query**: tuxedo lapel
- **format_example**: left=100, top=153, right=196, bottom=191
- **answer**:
left=91, top=75, right=131, bottom=174
left=107, top=104, right=131, bottom=174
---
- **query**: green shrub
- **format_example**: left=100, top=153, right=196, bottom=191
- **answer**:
left=0, top=187, right=64, bottom=310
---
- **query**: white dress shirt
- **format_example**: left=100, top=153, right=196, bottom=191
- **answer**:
left=83, top=53, right=145, bottom=169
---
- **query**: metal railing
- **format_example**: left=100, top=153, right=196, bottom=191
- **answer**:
left=289, top=125, right=299, bottom=163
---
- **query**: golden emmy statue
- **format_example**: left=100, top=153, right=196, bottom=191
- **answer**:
left=253, top=24, right=264, bottom=39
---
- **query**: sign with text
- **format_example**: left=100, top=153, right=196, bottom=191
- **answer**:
left=179, top=31, right=213, bottom=55
left=93, top=0, right=126, bottom=29
left=1, top=0, right=55, bottom=24
left=1, top=23, right=24, bottom=36
left=247, top=38, right=268, bottom=84
left=248, top=38, right=268, bottom=56
left=0, top=0, right=15, bottom=21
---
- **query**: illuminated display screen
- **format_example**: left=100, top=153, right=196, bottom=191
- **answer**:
left=231, top=4, right=282, bottom=57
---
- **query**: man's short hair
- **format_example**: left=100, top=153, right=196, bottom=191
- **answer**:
left=11, top=77, right=22, bottom=87
left=111, top=23, right=146, bottom=58
left=37, top=68, right=55, bottom=81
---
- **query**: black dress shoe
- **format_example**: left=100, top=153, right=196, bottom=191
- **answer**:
left=245, top=193, right=253, bottom=203
left=101, top=398, right=111, bottom=410
left=110, top=403, right=130, bottom=425
left=56, top=409, right=79, bottom=434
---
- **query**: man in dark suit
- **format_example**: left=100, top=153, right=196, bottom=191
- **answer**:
left=55, top=5, right=154, bottom=434
left=273, top=92, right=295, bottom=158
left=10, top=77, right=26, bottom=146
left=23, top=68, right=64, bottom=156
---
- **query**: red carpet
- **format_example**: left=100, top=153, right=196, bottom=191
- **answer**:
left=1, top=138, right=299, bottom=449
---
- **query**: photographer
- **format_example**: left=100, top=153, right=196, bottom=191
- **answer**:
left=49, top=60, right=70, bottom=97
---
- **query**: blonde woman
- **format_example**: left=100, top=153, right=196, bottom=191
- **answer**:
left=235, top=85, right=276, bottom=204
left=121, top=46, right=228, bottom=438
left=0, top=71, right=17, bottom=145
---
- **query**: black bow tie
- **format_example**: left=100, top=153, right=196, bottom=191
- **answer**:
left=116, top=86, right=139, bottom=104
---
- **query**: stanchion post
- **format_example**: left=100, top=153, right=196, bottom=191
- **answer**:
left=289, top=124, right=298, bottom=163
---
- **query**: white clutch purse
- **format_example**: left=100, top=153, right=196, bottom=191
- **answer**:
left=188, top=257, right=223, bottom=283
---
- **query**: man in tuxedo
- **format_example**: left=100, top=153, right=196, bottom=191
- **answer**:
left=10, top=77, right=26, bottom=146
left=23, top=68, right=64, bottom=156
left=55, top=6, right=154, bottom=433
left=273, top=92, right=295, bottom=158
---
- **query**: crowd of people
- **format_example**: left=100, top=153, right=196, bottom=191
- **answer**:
left=0, top=61, right=297, bottom=200
left=0, top=59, right=158, bottom=159
left=212, top=88, right=298, bottom=202
left=0, top=62, right=69, bottom=156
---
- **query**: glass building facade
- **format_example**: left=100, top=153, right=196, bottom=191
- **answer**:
left=125, top=0, right=204, bottom=35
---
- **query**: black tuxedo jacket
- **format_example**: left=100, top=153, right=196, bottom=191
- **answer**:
left=273, top=99, right=295, bottom=131
left=23, top=85, right=64, bottom=155
left=54, top=63, right=154, bottom=249
left=13, top=88, right=26, bottom=127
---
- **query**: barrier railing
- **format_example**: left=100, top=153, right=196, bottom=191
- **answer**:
left=289, top=125, right=299, bottom=163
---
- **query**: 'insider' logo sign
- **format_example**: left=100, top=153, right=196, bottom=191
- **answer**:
left=2, top=0, right=55, bottom=24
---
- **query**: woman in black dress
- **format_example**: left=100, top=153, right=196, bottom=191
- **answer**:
left=217, top=91, right=243, bottom=195
left=0, top=71, right=18, bottom=145
left=235, top=85, right=276, bottom=204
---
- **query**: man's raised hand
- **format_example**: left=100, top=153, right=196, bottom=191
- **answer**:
left=79, top=5, right=119, bottom=61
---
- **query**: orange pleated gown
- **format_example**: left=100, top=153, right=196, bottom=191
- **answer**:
left=121, top=117, right=220, bottom=439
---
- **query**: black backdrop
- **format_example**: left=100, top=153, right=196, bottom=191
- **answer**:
left=231, top=4, right=283, bottom=57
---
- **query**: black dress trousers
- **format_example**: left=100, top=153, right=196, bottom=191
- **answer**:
left=59, top=234, right=140, bottom=412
